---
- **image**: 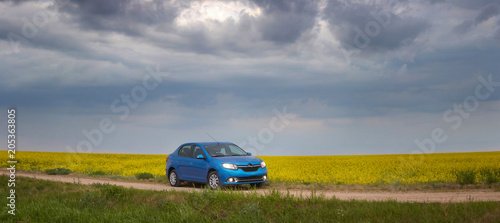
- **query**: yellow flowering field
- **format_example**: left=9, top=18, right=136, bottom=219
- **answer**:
left=1, top=151, right=499, bottom=185
left=261, top=152, right=500, bottom=184
left=3, top=152, right=167, bottom=177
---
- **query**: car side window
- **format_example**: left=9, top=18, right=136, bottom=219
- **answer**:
left=178, top=145, right=192, bottom=158
left=193, top=146, right=204, bottom=158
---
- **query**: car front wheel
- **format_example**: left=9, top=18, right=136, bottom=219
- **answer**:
left=208, top=171, right=224, bottom=189
left=169, top=169, right=181, bottom=187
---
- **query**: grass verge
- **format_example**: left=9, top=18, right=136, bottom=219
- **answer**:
left=135, top=172, right=154, bottom=180
left=44, top=168, right=72, bottom=175
left=1, top=175, right=499, bottom=223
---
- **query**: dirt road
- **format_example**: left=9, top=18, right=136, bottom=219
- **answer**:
left=3, top=170, right=499, bottom=203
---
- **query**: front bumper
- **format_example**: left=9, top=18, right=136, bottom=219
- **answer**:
left=219, top=168, right=268, bottom=185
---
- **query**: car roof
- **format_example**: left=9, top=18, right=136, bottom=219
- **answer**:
left=184, top=142, right=234, bottom=146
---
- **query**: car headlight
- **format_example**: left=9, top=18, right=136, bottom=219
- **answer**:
left=222, top=163, right=238, bottom=170
left=260, top=161, right=266, bottom=168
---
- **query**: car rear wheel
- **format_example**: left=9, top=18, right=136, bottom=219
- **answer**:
left=169, top=169, right=181, bottom=187
left=208, top=171, right=224, bottom=189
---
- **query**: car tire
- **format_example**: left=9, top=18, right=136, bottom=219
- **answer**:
left=169, top=169, right=181, bottom=187
left=251, top=182, right=265, bottom=188
left=208, top=171, right=224, bottom=190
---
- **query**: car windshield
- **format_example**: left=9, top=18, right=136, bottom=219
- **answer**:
left=204, top=144, right=248, bottom=157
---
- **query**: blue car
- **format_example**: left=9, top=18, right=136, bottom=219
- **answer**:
left=166, top=142, right=267, bottom=189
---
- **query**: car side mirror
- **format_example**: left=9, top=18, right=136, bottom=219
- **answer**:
left=196, top=154, right=205, bottom=159
left=247, top=152, right=252, bottom=156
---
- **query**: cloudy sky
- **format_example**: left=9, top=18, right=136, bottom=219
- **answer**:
left=1, top=0, right=499, bottom=156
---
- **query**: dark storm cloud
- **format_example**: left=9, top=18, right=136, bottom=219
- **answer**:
left=1, top=0, right=321, bottom=57
left=49, top=0, right=319, bottom=56
left=56, top=0, right=181, bottom=36
left=475, top=3, right=500, bottom=23
left=453, top=3, right=500, bottom=34
left=0, top=0, right=34, bottom=4
left=0, top=20, right=144, bottom=71
left=453, top=20, right=474, bottom=35
left=495, top=20, right=500, bottom=41
left=451, top=0, right=499, bottom=10
left=428, top=0, right=445, bottom=5
left=147, top=0, right=321, bottom=55
left=0, top=18, right=89, bottom=53
left=324, top=0, right=430, bottom=52
left=251, top=0, right=320, bottom=44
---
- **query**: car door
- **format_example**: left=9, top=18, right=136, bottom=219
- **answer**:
left=176, top=145, right=193, bottom=180
left=187, top=145, right=209, bottom=182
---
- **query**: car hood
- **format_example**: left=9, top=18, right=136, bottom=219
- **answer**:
left=212, top=156, right=262, bottom=165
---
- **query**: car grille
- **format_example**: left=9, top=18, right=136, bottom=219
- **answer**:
left=236, top=175, right=265, bottom=182
left=237, top=164, right=261, bottom=172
